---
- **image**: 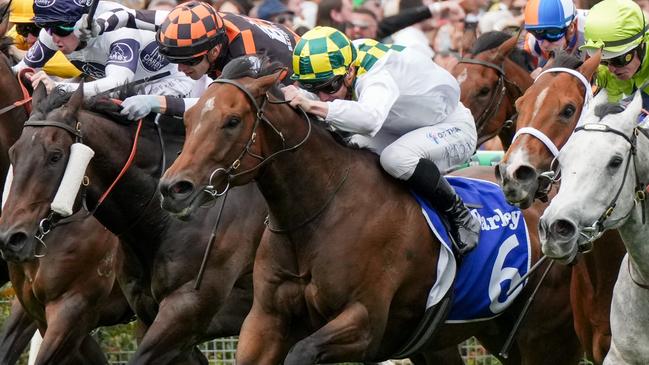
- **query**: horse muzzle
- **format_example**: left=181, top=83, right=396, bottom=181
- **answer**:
left=539, top=216, right=579, bottom=264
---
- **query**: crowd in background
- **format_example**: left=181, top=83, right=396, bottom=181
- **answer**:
left=92, top=0, right=649, bottom=73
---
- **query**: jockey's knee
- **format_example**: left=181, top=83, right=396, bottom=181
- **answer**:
left=380, top=144, right=419, bottom=180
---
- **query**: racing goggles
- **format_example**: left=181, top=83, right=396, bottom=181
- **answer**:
left=601, top=48, right=636, bottom=68
left=41, top=24, right=76, bottom=37
left=15, top=23, right=41, bottom=37
left=168, top=54, right=205, bottom=66
left=528, top=27, right=567, bottom=42
left=299, top=75, right=345, bottom=94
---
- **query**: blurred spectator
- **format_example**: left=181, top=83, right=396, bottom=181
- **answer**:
left=147, top=0, right=178, bottom=10
left=258, top=0, right=295, bottom=27
left=391, top=0, right=435, bottom=57
left=114, top=0, right=146, bottom=9
left=316, top=0, right=353, bottom=29
left=345, top=8, right=379, bottom=39
left=213, top=0, right=253, bottom=14
left=637, top=0, right=649, bottom=15
left=359, top=0, right=383, bottom=20
left=477, top=9, right=520, bottom=35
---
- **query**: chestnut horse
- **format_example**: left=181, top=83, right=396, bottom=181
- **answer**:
left=159, top=56, right=580, bottom=364
left=1, top=82, right=267, bottom=364
left=495, top=51, right=626, bottom=364
left=0, top=72, right=132, bottom=365
left=452, top=32, right=534, bottom=149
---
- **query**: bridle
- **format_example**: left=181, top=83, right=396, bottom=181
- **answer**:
left=456, top=57, right=524, bottom=145
left=571, top=123, right=648, bottom=250
left=510, top=67, right=594, bottom=202
left=202, top=78, right=313, bottom=197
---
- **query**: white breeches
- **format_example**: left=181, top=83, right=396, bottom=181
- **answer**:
left=350, top=102, right=477, bottom=179
left=142, top=74, right=195, bottom=98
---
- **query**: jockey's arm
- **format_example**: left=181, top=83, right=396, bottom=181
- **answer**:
left=94, top=8, right=168, bottom=34
left=325, top=69, right=399, bottom=137
left=54, top=63, right=134, bottom=97
left=11, top=37, right=58, bottom=74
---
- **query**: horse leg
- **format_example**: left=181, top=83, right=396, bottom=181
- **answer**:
left=33, top=297, right=101, bottom=365
left=0, top=298, right=37, bottom=365
left=77, top=335, right=108, bottom=365
left=127, top=297, right=209, bottom=365
left=236, top=304, right=298, bottom=365
left=409, top=346, right=464, bottom=365
left=283, top=302, right=376, bottom=364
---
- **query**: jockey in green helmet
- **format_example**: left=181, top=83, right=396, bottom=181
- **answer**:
left=283, top=26, right=480, bottom=254
left=581, top=0, right=649, bottom=108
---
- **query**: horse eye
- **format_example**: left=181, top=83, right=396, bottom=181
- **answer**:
left=224, top=117, right=241, bottom=129
left=608, top=156, right=624, bottom=169
left=48, top=151, right=63, bottom=165
left=478, top=87, right=490, bottom=97
left=560, top=105, right=576, bottom=119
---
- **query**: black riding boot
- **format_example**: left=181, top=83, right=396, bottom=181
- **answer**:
left=408, top=159, right=480, bottom=255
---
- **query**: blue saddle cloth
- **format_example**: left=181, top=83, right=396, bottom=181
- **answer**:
left=414, top=176, right=531, bottom=322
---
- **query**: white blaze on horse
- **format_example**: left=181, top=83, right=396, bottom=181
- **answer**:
left=539, top=90, right=649, bottom=365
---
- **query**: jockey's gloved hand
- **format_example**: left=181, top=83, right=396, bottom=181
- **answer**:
left=120, top=95, right=165, bottom=120
left=76, top=14, right=105, bottom=42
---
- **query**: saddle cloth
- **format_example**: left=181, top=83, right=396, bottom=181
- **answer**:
left=413, top=176, right=531, bottom=322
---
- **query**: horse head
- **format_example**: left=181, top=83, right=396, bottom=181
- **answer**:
left=451, top=32, right=533, bottom=148
left=539, top=90, right=645, bottom=263
left=496, top=52, right=601, bottom=209
left=160, top=56, right=288, bottom=217
left=0, top=82, right=84, bottom=262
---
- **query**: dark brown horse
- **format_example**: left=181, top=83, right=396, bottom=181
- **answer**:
left=1, top=81, right=267, bottom=364
left=0, top=70, right=132, bottom=365
left=159, top=56, right=580, bottom=364
left=495, top=52, right=626, bottom=364
left=452, top=33, right=534, bottom=149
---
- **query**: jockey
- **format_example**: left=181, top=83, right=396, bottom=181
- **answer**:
left=12, top=0, right=194, bottom=99
left=81, top=1, right=299, bottom=120
left=283, top=26, right=480, bottom=254
left=581, top=0, right=649, bottom=109
left=523, top=0, right=587, bottom=73
left=7, top=0, right=80, bottom=78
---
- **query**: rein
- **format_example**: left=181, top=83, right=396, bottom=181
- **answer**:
left=0, top=69, right=34, bottom=117
left=572, top=124, right=648, bottom=250
left=456, top=58, right=523, bottom=145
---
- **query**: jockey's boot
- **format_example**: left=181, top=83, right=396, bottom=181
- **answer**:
left=408, top=159, right=480, bottom=255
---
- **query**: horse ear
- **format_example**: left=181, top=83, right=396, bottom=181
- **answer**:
left=578, top=51, right=601, bottom=82
left=592, top=88, right=608, bottom=106
left=252, top=70, right=283, bottom=96
left=490, top=35, right=518, bottom=63
left=31, top=82, right=48, bottom=114
left=623, top=90, right=643, bottom=124
left=64, top=81, right=84, bottom=117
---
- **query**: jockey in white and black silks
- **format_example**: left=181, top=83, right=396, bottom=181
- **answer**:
left=13, top=0, right=195, bottom=99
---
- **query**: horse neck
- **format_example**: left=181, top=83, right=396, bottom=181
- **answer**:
left=82, top=114, right=170, bottom=252
left=617, top=129, right=649, bottom=282
left=498, top=59, right=530, bottom=147
left=255, top=106, right=356, bottom=231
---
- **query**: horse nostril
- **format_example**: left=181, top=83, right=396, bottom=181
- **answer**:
left=7, top=231, right=27, bottom=249
left=550, top=219, right=577, bottom=240
left=514, top=165, right=537, bottom=183
left=170, top=180, right=194, bottom=198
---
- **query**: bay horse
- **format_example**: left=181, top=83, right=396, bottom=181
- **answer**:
left=451, top=32, right=534, bottom=149
left=495, top=51, right=626, bottom=364
left=539, top=91, right=649, bottom=364
left=1, top=81, right=267, bottom=364
left=159, top=55, right=581, bottom=364
left=0, top=72, right=132, bottom=364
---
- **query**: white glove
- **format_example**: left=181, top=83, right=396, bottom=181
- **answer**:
left=76, top=14, right=105, bottom=42
left=120, top=95, right=164, bottom=120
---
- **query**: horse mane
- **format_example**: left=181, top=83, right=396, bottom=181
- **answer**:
left=471, top=31, right=535, bottom=72
left=548, top=49, right=583, bottom=70
left=594, top=102, right=625, bottom=119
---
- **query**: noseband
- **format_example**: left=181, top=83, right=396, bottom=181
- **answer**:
left=572, top=123, right=648, bottom=249
left=202, top=79, right=312, bottom=197
left=457, top=58, right=523, bottom=144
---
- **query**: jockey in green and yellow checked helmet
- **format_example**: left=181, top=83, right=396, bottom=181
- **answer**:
left=581, top=0, right=649, bottom=108
left=283, top=26, right=481, bottom=255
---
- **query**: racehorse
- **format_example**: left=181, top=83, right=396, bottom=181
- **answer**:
left=0, top=73, right=132, bottom=365
left=495, top=51, right=626, bottom=364
left=158, top=55, right=581, bottom=364
left=539, top=90, right=649, bottom=365
left=1, top=81, right=267, bottom=364
left=451, top=32, right=534, bottom=149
